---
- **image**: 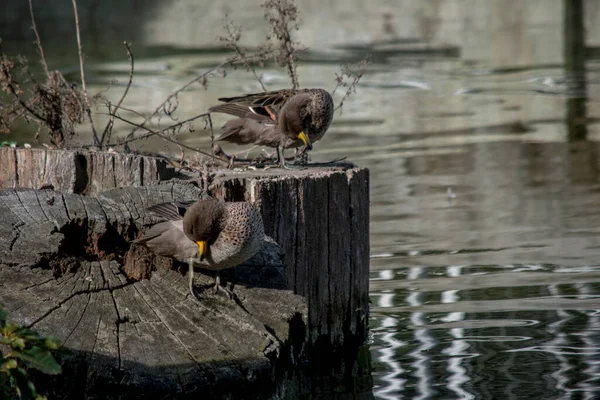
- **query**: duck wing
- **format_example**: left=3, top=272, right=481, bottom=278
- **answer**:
left=208, top=103, right=273, bottom=121
left=210, top=89, right=299, bottom=121
left=133, top=220, right=198, bottom=261
left=147, top=201, right=195, bottom=221
left=216, top=118, right=280, bottom=147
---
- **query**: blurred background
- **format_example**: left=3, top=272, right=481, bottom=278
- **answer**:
left=3, top=0, right=600, bottom=398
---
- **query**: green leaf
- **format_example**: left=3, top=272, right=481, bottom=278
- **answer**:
left=11, top=347, right=62, bottom=375
left=14, top=327, right=42, bottom=341
left=1, top=323, right=18, bottom=337
left=11, top=338, right=26, bottom=349
left=43, top=338, right=60, bottom=350
left=12, top=366, right=37, bottom=399
left=0, top=358, right=17, bottom=371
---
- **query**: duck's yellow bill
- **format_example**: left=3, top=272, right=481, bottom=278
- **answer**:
left=197, top=241, right=207, bottom=261
left=297, top=131, right=312, bottom=150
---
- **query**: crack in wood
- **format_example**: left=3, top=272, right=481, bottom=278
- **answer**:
left=130, top=282, right=212, bottom=366
left=27, top=281, right=133, bottom=329
left=61, top=292, right=92, bottom=345
left=8, top=228, right=20, bottom=252
left=32, top=190, right=54, bottom=228
left=13, top=149, right=19, bottom=186
left=60, top=193, right=71, bottom=221
left=99, top=264, right=123, bottom=369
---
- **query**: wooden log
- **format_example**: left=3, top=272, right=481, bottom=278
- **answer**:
left=0, top=184, right=308, bottom=399
left=0, top=147, right=176, bottom=196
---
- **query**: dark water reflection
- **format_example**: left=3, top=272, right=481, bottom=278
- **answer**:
left=368, top=142, right=600, bottom=399
left=4, top=0, right=600, bottom=398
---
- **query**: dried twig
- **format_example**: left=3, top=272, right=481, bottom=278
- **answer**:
left=101, top=41, right=133, bottom=146
left=207, top=112, right=214, bottom=146
left=112, top=104, right=147, bottom=120
left=263, top=0, right=302, bottom=89
left=111, top=113, right=210, bottom=146
left=28, top=0, right=49, bottom=77
left=0, top=54, right=45, bottom=123
left=333, top=54, right=370, bottom=114
left=0, top=39, right=85, bottom=145
left=123, top=59, right=233, bottom=143
left=71, top=0, right=99, bottom=145
left=220, top=16, right=268, bottom=92
left=110, top=113, right=227, bottom=164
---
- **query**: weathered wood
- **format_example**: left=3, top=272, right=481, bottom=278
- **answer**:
left=0, top=147, right=176, bottom=195
left=0, top=185, right=308, bottom=399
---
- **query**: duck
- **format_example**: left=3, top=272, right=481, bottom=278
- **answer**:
left=134, top=198, right=264, bottom=299
left=209, top=88, right=334, bottom=168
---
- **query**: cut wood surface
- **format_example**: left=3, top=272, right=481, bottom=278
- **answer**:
left=0, top=184, right=307, bottom=399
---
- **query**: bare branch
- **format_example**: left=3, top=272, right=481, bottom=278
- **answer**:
left=219, top=16, right=268, bottom=92
left=0, top=56, right=45, bottom=123
left=71, top=0, right=99, bottom=146
left=109, top=112, right=228, bottom=164
left=263, top=0, right=302, bottom=89
left=27, top=0, right=49, bottom=77
left=333, top=54, right=370, bottom=114
left=101, top=41, right=134, bottom=146
left=207, top=112, right=214, bottom=147
left=111, top=104, right=147, bottom=120
left=123, top=59, right=234, bottom=142
left=0, top=39, right=85, bottom=145
left=111, top=112, right=209, bottom=145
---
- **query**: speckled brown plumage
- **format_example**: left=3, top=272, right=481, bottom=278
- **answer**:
left=209, top=88, right=334, bottom=151
left=135, top=198, right=264, bottom=270
left=134, top=198, right=264, bottom=298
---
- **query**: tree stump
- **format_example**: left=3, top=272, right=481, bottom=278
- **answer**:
left=0, top=149, right=371, bottom=398
left=0, top=147, right=175, bottom=195
left=208, top=168, right=371, bottom=355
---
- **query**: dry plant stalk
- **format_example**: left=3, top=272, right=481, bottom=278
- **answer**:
left=0, top=0, right=95, bottom=147
left=333, top=54, right=371, bottom=113
left=120, top=59, right=233, bottom=145
left=28, top=0, right=49, bottom=77
left=100, top=41, right=134, bottom=145
left=262, top=0, right=303, bottom=89
left=219, top=16, right=268, bottom=92
left=0, top=42, right=84, bottom=147
left=71, top=0, right=99, bottom=145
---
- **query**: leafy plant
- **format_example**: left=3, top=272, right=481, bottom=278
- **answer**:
left=0, top=305, right=61, bottom=400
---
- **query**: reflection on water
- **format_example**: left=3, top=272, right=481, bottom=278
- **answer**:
left=4, top=0, right=600, bottom=398
left=368, top=141, right=600, bottom=399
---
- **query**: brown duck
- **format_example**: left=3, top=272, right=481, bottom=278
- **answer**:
left=209, top=88, right=334, bottom=168
left=134, top=198, right=264, bottom=298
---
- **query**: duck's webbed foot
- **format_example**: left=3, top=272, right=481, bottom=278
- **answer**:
left=277, top=146, right=305, bottom=170
left=188, top=260, right=200, bottom=301
left=252, top=149, right=277, bottom=163
left=214, top=272, right=234, bottom=300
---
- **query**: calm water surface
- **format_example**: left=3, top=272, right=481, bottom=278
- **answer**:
left=4, top=1, right=600, bottom=398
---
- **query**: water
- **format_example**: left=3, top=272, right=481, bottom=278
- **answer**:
left=4, top=1, right=600, bottom=398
